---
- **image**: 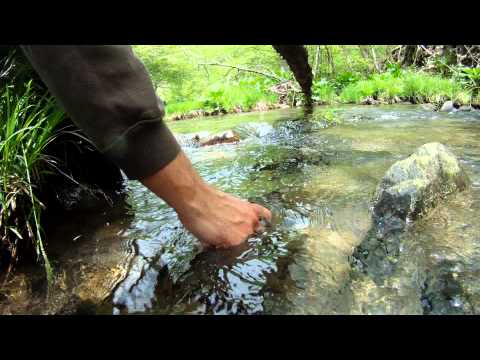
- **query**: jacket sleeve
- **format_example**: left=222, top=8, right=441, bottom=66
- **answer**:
left=21, top=45, right=181, bottom=180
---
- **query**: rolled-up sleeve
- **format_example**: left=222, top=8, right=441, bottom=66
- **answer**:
left=21, top=45, right=181, bottom=180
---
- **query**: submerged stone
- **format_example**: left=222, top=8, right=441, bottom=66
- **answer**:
left=192, top=130, right=240, bottom=147
left=373, top=142, right=469, bottom=233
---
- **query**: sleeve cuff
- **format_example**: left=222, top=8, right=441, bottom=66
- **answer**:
left=103, top=119, right=181, bottom=180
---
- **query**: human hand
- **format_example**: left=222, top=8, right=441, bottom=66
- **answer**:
left=177, top=183, right=272, bottom=248
left=141, top=151, right=272, bottom=249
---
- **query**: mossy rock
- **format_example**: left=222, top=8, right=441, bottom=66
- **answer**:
left=373, top=142, right=469, bottom=234
left=352, top=143, right=470, bottom=280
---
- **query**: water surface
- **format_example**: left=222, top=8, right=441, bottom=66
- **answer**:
left=3, top=105, right=480, bottom=315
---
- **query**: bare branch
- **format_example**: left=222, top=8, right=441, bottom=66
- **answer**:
left=198, top=62, right=285, bottom=82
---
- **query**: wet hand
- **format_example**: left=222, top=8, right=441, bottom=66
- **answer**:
left=141, top=151, right=272, bottom=249
left=177, top=184, right=272, bottom=248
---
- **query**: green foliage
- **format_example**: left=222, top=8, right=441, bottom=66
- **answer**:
left=165, top=100, right=204, bottom=116
left=201, top=79, right=277, bottom=112
left=333, top=72, right=362, bottom=90
left=402, top=71, right=460, bottom=103
left=453, top=67, right=480, bottom=97
left=430, top=54, right=457, bottom=77
left=339, top=79, right=377, bottom=103
left=339, top=70, right=464, bottom=104
left=384, top=62, right=402, bottom=78
left=134, top=45, right=477, bottom=118
left=0, top=80, right=65, bottom=282
left=133, top=45, right=282, bottom=104
left=307, top=46, right=396, bottom=79
left=165, top=77, right=278, bottom=117
left=133, top=46, right=284, bottom=117
left=312, top=79, right=337, bottom=104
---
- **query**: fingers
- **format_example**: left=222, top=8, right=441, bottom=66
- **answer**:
left=250, top=203, right=272, bottom=222
left=253, top=221, right=265, bottom=234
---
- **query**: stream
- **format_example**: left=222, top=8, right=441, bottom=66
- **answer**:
left=2, top=104, right=480, bottom=315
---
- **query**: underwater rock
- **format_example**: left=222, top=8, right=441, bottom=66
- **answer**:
left=373, top=142, right=469, bottom=234
left=193, top=130, right=240, bottom=147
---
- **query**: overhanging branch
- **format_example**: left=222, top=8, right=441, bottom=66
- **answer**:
left=198, top=62, right=285, bottom=82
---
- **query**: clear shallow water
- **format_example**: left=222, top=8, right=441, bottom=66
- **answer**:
left=4, top=105, right=480, bottom=315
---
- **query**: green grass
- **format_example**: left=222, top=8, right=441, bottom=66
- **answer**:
left=165, top=80, right=279, bottom=119
left=203, top=82, right=277, bottom=112
left=165, top=70, right=476, bottom=122
left=0, top=81, right=65, bottom=283
left=339, top=70, right=468, bottom=104
left=165, top=70, right=475, bottom=121
left=165, top=100, right=204, bottom=117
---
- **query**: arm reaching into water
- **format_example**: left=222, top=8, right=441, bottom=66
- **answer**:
left=142, top=151, right=271, bottom=248
left=21, top=45, right=271, bottom=248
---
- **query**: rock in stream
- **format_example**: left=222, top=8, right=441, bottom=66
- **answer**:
left=192, top=130, right=240, bottom=147
left=439, top=101, right=457, bottom=112
left=353, top=142, right=470, bottom=278
left=374, top=142, right=469, bottom=235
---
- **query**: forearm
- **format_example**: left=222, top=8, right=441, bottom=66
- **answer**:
left=141, top=150, right=272, bottom=248
left=140, top=151, right=209, bottom=215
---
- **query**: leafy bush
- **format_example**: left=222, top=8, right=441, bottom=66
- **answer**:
left=312, top=79, right=337, bottom=104
left=202, top=80, right=277, bottom=112
left=339, top=79, right=377, bottom=103
left=384, top=62, right=402, bottom=78
left=332, top=72, right=362, bottom=90
left=454, top=67, right=480, bottom=97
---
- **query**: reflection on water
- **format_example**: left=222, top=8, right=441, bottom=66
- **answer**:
left=3, top=105, right=480, bottom=315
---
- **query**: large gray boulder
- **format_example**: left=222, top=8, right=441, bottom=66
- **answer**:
left=373, top=142, right=469, bottom=236
left=352, top=142, right=469, bottom=280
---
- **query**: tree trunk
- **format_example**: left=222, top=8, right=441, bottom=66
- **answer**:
left=272, top=45, right=313, bottom=107
left=371, top=46, right=381, bottom=72
left=358, top=45, right=370, bottom=59
left=401, top=45, right=418, bottom=66
left=313, top=45, right=321, bottom=78
left=342, top=46, right=354, bottom=71
left=324, top=46, right=335, bottom=75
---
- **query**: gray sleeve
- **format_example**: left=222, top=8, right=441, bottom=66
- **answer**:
left=21, top=45, right=181, bottom=180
